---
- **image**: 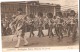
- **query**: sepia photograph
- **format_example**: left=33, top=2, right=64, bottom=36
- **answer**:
left=1, top=0, right=79, bottom=50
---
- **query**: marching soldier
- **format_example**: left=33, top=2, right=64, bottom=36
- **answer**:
left=11, top=8, right=28, bottom=48
left=9, top=14, right=17, bottom=35
left=28, top=14, right=35, bottom=37
left=67, top=10, right=76, bottom=37
left=4, top=14, right=10, bottom=35
left=3, top=14, right=12, bottom=35
left=2, top=17, right=6, bottom=35
left=67, top=15, right=77, bottom=42
left=62, top=16, right=68, bottom=35
left=44, top=16, right=49, bottom=29
left=71, top=16, right=77, bottom=42
left=37, top=12, right=44, bottom=37
left=69, top=10, right=77, bottom=42
left=52, top=16, right=57, bottom=35
left=55, top=16, right=63, bottom=41
left=47, top=13, right=54, bottom=38
left=66, top=15, right=71, bottom=37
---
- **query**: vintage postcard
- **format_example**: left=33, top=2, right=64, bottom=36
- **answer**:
left=1, top=0, right=79, bottom=52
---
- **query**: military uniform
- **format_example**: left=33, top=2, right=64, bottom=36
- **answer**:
left=12, top=14, right=28, bottom=48
left=13, top=15, right=26, bottom=37
left=62, top=17, right=68, bottom=35
left=2, top=18, right=6, bottom=35
left=9, top=15, right=17, bottom=35
left=67, top=16, right=74, bottom=37
left=38, top=17, right=44, bottom=37
left=53, top=17, right=58, bottom=34
left=44, top=17, right=49, bottom=29
left=72, top=16, right=78, bottom=42
left=68, top=16, right=77, bottom=42
left=3, top=16, right=10, bottom=35
left=48, top=18, right=54, bottom=38
left=55, top=16, right=63, bottom=40
left=28, top=17, right=35, bottom=37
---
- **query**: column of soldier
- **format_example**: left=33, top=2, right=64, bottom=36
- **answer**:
left=2, top=9, right=78, bottom=42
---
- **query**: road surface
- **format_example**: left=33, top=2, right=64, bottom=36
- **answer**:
left=2, top=30, right=79, bottom=48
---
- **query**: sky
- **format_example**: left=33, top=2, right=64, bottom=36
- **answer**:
left=32, top=0, right=78, bottom=11
left=22, top=0, right=78, bottom=11
left=0, top=0, right=78, bottom=11
left=1, top=0, right=78, bottom=6
left=38, top=0, right=78, bottom=6
left=39, top=0, right=78, bottom=11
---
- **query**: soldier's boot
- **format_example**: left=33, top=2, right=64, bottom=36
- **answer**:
left=48, top=28, right=50, bottom=37
left=15, top=30, right=22, bottom=48
left=68, top=32, right=70, bottom=37
left=30, top=32, right=32, bottom=38
left=57, top=34, right=61, bottom=42
left=72, top=31, right=77, bottom=42
left=37, top=32, right=39, bottom=37
left=60, top=33, right=63, bottom=39
left=68, top=29, right=71, bottom=37
left=41, top=31, right=44, bottom=37
left=15, top=35, right=21, bottom=48
left=49, top=32, right=51, bottom=38
left=39, top=34, right=41, bottom=37
left=49, top=34, right=51, bottom=38
left=51, top=32, right=54, bottom=38
left=23, top=36, right=28, bottom=46
left=38, top=31, right=41, bottom=37
left=21, top=33, right=25, bottom=38
left=47, top=31, right=49, bottom=36
left=38, top=28, right=40, bottom=37
left=32, top=32, right=34, bottom=37
left=48, top=29, right=50, bottom=38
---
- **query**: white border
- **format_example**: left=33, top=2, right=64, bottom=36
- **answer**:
left=0, top=0, right=79, bottom=52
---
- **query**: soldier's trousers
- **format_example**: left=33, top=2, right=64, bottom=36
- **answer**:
left=38, top=27, right=44, bottom=37
left=71, top=24, right=77, bottom=42
left=21, top=29, right=25, bottom=38
left=30, top=25, right=34, bottom=37
left=20, top=24, right=27, bottom=38
left=55, top=24, right=63, bottom=40
left=67, top=24, right=75, bottom=37
left=48, top=26, right=54, bottom=38
left=67, top=24, right=71, bottom=37
left=2, top=27, right=6, bottom=35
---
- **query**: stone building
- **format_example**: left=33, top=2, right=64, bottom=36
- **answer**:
left=1, top=2, right=26, bottom=18
left=26, top=1, right=61, bottom=16
left=1, top=1, right=61, bottom=18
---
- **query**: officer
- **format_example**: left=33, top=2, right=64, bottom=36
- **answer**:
left=11, top=8, right=28, bottom=48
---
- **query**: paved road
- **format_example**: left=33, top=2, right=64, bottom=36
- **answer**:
left=2, top=30, right=79, bottom=48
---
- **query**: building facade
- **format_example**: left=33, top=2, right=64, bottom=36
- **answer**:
left=1, top=1, right=61, bottom=18
left=26, top=1, right=61, bottom=16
